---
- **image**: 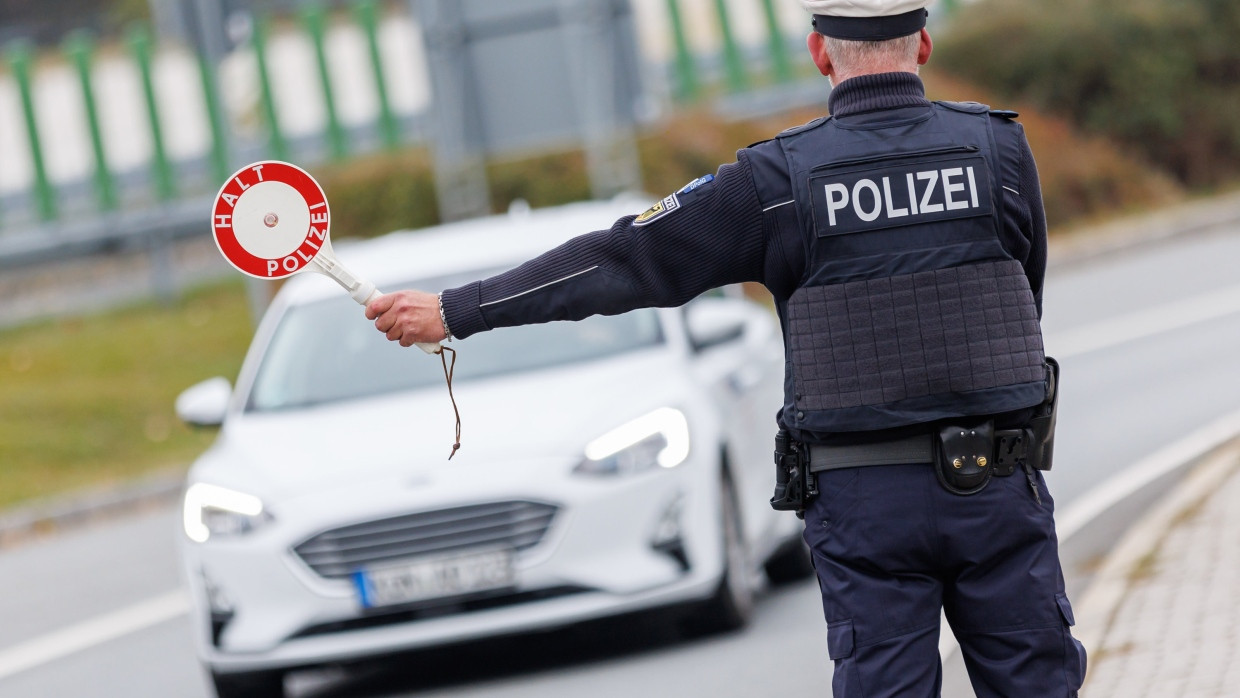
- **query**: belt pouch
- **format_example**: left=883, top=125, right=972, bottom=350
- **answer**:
left=935, top=421, right=995, bottom=495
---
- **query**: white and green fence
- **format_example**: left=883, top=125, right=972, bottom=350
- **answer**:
left=0, top=0, right=832, bottom=244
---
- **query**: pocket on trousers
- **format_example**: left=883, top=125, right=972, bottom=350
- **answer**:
left=827, top=618, right=855, bottom=660
left=1056, top=593, right=1075, bottom=626
left=1056, top=593, right=1087, bottom=693
left=827, top=619, right=866, bottom=697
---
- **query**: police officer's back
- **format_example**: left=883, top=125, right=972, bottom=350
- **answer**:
left=368, top=1, right=1087, bottom=695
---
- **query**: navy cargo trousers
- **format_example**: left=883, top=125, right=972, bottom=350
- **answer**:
left=802, top=463, right=1087, bottom=697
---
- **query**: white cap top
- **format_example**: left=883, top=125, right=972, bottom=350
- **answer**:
left=799, top=0, right=930, bottom=17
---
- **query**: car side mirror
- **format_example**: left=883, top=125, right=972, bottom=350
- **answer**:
left=685, top=298, right=747, bottom=353
left=176, top=377, right=232, bottom=427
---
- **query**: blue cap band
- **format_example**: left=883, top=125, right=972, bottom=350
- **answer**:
left=812, top=9, right=927, bottom=41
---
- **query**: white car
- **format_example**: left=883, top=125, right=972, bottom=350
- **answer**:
left=175, top=196, right=811, bottom=698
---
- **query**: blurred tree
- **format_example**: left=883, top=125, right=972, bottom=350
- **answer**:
left=935, top=0, right=1240, bottom=187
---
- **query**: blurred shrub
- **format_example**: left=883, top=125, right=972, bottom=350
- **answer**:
left=923, top=70, right=1185, bottom=227
left=313, top=151, right=440, bottom=238
left=313, top=116, right=787, bottom=239
left=315, top=89, right=1181, bottom=237
left=934, top=0, right=1240, bottom=187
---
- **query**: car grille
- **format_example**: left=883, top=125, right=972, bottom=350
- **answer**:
left=292, top=500, right=559, bottom=580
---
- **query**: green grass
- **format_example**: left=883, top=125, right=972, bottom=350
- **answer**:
left=0, top=281, right=253, bottom=510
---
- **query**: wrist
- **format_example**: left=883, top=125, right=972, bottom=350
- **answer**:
left=437, top=291, right=454, bottom=341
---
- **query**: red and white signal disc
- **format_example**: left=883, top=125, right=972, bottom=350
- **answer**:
left=211, top=161, right=331, bottom=279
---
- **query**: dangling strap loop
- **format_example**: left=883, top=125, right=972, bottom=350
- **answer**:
left=439, top=346, right=462, bottom=459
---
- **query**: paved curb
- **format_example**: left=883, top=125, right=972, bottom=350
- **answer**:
left=1072, top=431, right=1240, bottom=663
left=0, top=467, right=186, bottom=549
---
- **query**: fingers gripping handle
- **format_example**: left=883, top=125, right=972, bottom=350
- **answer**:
left=313, top=256, right=441, bottom=355
left=357, top=287, right=441, bottom=354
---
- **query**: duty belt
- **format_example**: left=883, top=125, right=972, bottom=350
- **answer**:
left=807, top=429, right=1033, bottom=476
left=807, top=436, right=933, bottom=471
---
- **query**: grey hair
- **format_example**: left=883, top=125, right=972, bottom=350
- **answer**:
left=823, top=33, right=921, bottom=80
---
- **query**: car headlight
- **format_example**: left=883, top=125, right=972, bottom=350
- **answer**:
left=183, top=483, right=272, bottom=543
left=575, top=407, right=691, bottom=476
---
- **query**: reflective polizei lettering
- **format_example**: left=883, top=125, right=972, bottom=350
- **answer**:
left=822, top=165, right=984, bottom=228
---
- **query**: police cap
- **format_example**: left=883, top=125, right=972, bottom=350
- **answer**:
left=800, top=0, right=930, bottom=41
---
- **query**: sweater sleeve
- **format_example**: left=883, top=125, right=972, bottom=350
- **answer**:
left=1018, top=134, right=1049, bottom=319
left=440, top=158, right=768, bottom=339
left=993, top=117, right=1049, bottom=319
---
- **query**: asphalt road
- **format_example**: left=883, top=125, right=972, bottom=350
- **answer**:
left=3, top=225, right=1240, bottom=698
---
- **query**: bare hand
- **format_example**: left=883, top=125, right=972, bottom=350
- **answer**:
left=365, top=290, right=447, bottom=347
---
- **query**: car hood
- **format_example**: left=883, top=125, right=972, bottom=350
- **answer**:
left=193, top=349, right=693, bottom=502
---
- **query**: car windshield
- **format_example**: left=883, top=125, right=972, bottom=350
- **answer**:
left=246, top=272, right=665, bottom=412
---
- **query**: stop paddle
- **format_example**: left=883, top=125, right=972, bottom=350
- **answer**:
left=211, top=160, right=441, bottom=355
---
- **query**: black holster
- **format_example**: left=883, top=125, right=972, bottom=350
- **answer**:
left=770, top=430, right=817, bottom=517
left=993, top=357, right=1060, bottom=474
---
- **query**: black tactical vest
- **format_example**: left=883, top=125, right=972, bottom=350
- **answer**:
left=774, top=102, right=1046, bottom=434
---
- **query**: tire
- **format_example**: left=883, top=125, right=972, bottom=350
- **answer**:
left=209, top=668, right=285, bottom=698
left=763, top=537, right=816, bottom=585
left=681, top=471, right=754, bottom=636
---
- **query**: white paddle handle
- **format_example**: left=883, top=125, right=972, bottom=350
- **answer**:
left=311, top=256, right=441, bottom=355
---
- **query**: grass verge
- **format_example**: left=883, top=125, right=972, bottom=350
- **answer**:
left=0, top=281, right=252, bottom=510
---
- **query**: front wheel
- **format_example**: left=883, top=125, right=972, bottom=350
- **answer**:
left=682, top=471, right=754, bottom=636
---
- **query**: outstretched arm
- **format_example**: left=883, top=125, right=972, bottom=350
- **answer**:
left=369, top=157, right=770, bottom=346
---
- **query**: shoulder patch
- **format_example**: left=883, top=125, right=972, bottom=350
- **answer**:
left=678, top=173, right=714, bottom=195
left=989, top=109, right=1020, bottom=120
left=633, top=193, right=680, bottom=226
left=634, top=174, right=715, bottom=226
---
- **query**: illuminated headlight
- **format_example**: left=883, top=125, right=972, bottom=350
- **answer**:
left=183, top=483, right=272, bottom=543
left=575, top=407, right=691, bottom=476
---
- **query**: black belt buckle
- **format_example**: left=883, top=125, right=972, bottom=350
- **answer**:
left=935, top=422, right=995, bottom=496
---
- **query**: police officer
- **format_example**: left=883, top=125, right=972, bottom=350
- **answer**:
left=367, top=0, right=1086, bottom=695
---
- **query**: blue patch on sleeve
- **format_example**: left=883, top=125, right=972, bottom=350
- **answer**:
left=677, top=174, right=714, bottom=194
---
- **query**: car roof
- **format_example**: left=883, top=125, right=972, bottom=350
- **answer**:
left=278, top=194, right=651, bottom=305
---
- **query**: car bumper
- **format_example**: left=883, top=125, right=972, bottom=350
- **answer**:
left=181, top=460, right=725, bottom=673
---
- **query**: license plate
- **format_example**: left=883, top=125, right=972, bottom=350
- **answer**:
left=353, top=548, right=515, bottom=609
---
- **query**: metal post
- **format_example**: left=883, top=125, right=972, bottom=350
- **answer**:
left=758, top=0, right=792, bottom=83
left=712, top=0, right=747, bottom=92
left=665, top=0, right=698, bottom=101
left=128, top=25, right=177, bottom=201
left=302, top=4, right=348, bottom=160
left=252, top=15, right=289, bottom=162
left=560, top=0, right=642, bottom=199
left=8, top=43, right=58, bottom=221
left=196, top=49, right=230, bottom=184
left=417, top=0, right=491, bottom=222
left=355, top=0, right=400, bottom=150
left=64, top=32, right=118, bottom=211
